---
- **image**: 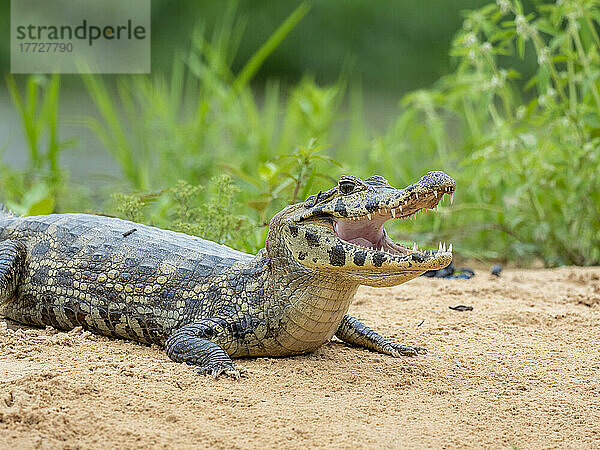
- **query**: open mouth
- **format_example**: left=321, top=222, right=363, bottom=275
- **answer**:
left=331, top=186, right=455, bottom=259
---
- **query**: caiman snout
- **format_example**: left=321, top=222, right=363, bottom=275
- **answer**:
left=412, top=171, right=456, bottom=193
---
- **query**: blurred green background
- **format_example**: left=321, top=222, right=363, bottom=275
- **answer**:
left=1, top=0, right=599, bottom=267
left=0, top=1, right=488, bottom=92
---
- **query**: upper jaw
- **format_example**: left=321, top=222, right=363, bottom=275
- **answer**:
left=340, top=182, right=455, bottom=221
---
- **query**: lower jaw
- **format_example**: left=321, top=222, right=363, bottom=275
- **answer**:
left=343, top=269, right=430, bottom=287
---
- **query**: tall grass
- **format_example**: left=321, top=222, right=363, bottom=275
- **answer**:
left=376, top=0, right=600, bottom=266
left=3, top=0, right=600, bottom=266
left=3, top=74, right=76, bottom=215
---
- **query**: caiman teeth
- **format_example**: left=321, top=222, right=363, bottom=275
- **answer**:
left=337, top=233, right=453, bottom=258
left=436, top=242, right=453, bottom=253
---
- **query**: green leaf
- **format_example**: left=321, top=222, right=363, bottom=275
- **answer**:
left=234, top=2, right=310, bottom=90
left=517, top=36, right=525, bottom=59
left=27, top=197, right=55, bottom=216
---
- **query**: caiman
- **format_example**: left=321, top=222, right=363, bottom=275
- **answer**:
left=0, top=171, right=455, bottom=378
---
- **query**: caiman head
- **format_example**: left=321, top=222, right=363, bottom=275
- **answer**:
left=267, top=171, right=456, bottom=287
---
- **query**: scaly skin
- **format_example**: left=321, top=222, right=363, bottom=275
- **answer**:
left=0, top=171, right=455, bottom=377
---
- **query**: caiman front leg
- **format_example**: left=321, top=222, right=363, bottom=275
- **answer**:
left=335, top=314, right=427, bottom=357
left=165, top=318, right=247, bottom=379
left=0, top=240, right=25, bottom=304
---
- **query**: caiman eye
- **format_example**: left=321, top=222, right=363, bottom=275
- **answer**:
left=339, top=181, right=356, bottom=195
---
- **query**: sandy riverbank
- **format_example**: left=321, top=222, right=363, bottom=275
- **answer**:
left=1, top=267, right=599, bottom=449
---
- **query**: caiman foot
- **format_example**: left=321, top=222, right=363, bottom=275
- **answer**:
left=383, top=343, right=427, bottom=357
left=196, top=362, right=248, bottom=379
left=335, top=315, right=428, bottom=358
left=165, top=320, right=249, bottom=379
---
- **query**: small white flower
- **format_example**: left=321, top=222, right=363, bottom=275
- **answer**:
left=500, top=139, right=517, bottom=151
left=490, top=70, right=507, bottom=89
left=481, top=42, right=493, bottom=53
left=496, top=0, right=511, bottom=14
left=464, top=32, right=477, bottom=47
left=568, top=17, right=580, bottom=32
left=515, top=15, right=530, bottom=37
left=537, top=47, right=550, bottom=65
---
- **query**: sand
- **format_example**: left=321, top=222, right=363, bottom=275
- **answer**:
left=1, top=267, right=599, bottom=449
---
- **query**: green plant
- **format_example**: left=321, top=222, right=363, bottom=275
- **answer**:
left=5, top=0, right=600, bottom=266
left=227, top=138, right=343, bottom=227
left=3, top=74, right=76, bottom=215
left=170, top=175, right=252, bottom=249
left=77, top=1, right=348, bottom=251
left=374, top=0, right=600, bottom=265
left=111, top=192, right=157, bottom=223
left=112, top=176, right=254, bottom=251
left=78, top=2, right=312, bottom=193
